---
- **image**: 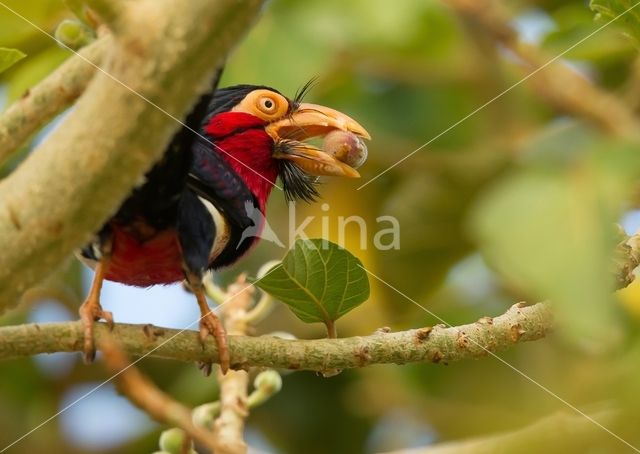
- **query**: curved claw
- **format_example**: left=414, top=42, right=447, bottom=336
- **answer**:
left=198, top=311, right=230, bottom=374
left=79, top=300, right=113, bottom=363
left=193, top=284, right=230, bottom=374
left=78, top=259, right=112, bottom=364
left=197, top=361, right=213, bottom=377
left=103, top=310, right=114, bottom=330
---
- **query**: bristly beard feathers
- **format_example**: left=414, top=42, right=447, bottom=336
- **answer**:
left=278, top=157, right=320, bottom=202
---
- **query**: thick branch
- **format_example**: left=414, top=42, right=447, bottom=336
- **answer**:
left=0, top=0, right=265, bottom=311
left=0, top=303, right=553, bottom=370
left=615, top=231, right=640, bottom=288
left=445, top=0, right=640, bottom=137
left=84, top=0, right=127, bottom=30
left=0, top=37, right=108, bottom=166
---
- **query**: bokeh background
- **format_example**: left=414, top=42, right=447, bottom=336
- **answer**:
left=3, top=0, right=640, bottom=453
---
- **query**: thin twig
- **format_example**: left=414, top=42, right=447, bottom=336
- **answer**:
left=99, top=336, right=219, bottom=452
left=0, top=302, right=553, bottom=370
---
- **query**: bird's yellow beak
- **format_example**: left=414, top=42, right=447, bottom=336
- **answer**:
left=266, top=103, right=370, bottom=178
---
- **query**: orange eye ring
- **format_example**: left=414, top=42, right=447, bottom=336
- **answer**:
left=232, top=89, right=290, bottom=120
left=258, top=96, right=278, bottom=114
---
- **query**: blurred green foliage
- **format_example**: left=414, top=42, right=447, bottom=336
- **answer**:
left=3, top=0, right=640, bottom=453
left=0, top=47, right=25, bottom=74
left=591, top=0, right=640, bottom=44
left=473, top=129, right=640, bottom=349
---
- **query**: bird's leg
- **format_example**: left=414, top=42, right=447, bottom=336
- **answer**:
left=78, top=258, right=114, bottom=363
left=177, top=190, right=230, bottom=373
left=189, top=276, right=230, bottom=374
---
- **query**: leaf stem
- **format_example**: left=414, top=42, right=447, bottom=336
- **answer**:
left=325, top=320, right=338, bottom=339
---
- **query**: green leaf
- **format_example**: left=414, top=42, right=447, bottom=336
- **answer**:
left=5, top=46, right=67, bottom=101
left=255, top=239, right=370, bottom=333
left=0, top=47, right=25, bottom=74
left=590, top=0, right=640, bottom=44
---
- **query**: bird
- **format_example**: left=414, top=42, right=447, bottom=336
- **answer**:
left=76, top=77, right=370, bottom=373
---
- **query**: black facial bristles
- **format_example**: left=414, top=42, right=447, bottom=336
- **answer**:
left=278, top=159, right=320, bottom=203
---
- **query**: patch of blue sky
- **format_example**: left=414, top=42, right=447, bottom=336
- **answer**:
left=60, top=382, right=156, bottom=450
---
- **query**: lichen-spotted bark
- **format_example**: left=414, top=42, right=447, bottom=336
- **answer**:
left=0, top=302, right=553, bottom=370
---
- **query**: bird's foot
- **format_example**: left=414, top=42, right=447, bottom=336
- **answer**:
left=198, top=310, right=230, bottom=375
left=78, top=296, right=114, bottom=363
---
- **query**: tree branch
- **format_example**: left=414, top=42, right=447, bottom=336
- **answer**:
left=0, top=302, right=553, bottom=370
left=444, top=0, right=640, bottom=137
left=0, top=0, right=266, bottom=312
left=0, top=36, right=109, bottom=167
left=100, top=336, right=219, bottom=452
left=615, top=230, right=640, bottom=288
left=384, top=408, right=620, bottom=454
left=84, top=0, right=127, bottom=30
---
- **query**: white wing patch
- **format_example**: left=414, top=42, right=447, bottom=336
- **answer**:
left=197, top=196, right=231, bottom=261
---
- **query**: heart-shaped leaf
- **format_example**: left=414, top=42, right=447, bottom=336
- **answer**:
left=255, top=239, right=370, bottom=336
left=0, top=48, right=26, bottom=74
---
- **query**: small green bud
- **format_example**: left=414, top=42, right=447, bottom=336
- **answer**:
left=254, top=369, right=282, bottom=394
left=150, top=451, right=196, bottom=454
left=54, top=19, right=95, bottom=50
left=248, top=370, right=283, bottom=408
left=192, top=401, right=221, bottom=429
left=159, top=428, right=191, bottom=454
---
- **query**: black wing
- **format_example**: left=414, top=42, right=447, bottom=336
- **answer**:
left=186, top=138, right=260, bottom=268
left=113, top=67, right=226, bottom=230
